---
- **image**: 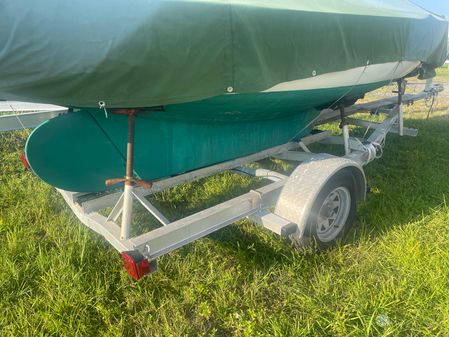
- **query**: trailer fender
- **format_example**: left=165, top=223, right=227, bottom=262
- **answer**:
left=274, top=154, right=366, bottom=249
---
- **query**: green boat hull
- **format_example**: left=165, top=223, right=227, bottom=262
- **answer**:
left=26, top=81, right=386, bottom=193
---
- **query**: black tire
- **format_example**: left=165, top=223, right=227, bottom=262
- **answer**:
left=289, top=169, right=358, bottom=251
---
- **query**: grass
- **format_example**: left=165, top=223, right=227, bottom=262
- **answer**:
left=1, top=70, right=449, bottom=336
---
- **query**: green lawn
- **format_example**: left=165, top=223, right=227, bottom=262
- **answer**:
left=1, top=70, right=449, bottom=336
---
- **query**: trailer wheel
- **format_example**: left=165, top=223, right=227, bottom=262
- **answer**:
left=289, top=169, right=357, bottom=250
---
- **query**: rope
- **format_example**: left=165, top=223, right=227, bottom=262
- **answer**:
left=370, top=61, right=402, bottom=117
left=99, top=101, right=108, bottom=118
left=288, top=60, right=410, bottom=151
left=7, top=102, right=27, bottom=131
left=324, top=60, right=371, bottom=111
left=353, top=61, right=402, bottom=146
left=287, top=60, right=372, bottom=143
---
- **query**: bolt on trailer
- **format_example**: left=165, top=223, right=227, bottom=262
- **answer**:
left=0, top=81, right=443, bottom=280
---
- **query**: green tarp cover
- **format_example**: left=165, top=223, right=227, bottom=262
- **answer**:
left=0, top=0, right=447, bottom=108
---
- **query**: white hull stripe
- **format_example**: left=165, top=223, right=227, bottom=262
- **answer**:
left=264, top=61, right=420, bottom=92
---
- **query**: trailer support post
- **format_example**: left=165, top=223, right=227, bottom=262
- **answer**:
left=397, top=80, right=404, bottom=137
left=121, top=185, right=133, bottom=240
left=104, top=109, right=155, bottom=240
left=339, top=103, right=351, bottom=155
left=425, top=78, right=433, bottom=92
left=120, top=113, right=136, bottom=239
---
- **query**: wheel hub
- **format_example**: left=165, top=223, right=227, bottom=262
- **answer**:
left=316, top=187, right=351, bottom=242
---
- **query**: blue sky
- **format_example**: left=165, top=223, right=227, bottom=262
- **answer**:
left=411, top=0, right=449, bottom=18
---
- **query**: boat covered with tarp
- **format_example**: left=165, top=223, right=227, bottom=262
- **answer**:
left=0, top=0, right=447, bottom=192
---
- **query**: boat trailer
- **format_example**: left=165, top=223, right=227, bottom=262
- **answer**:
left=0, top=82, right=443, bottom=280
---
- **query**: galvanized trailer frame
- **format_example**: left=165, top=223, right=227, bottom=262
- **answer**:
left=0, top=83, right=443, bottom=278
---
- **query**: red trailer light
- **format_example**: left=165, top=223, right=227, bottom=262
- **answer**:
left=120, top=251, right=151, bottom=280
left=21, top=152, right=30, bottom=170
